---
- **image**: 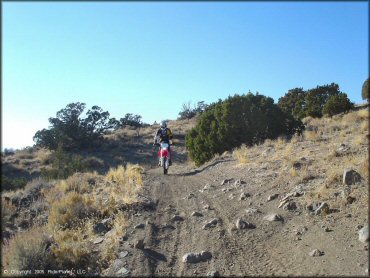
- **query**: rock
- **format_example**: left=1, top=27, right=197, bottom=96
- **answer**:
left=314, top=202, right=329, bottom=215
left=234, top=179, right=245, bottom=186
left=359, top=226, right=369, bottom=243
left=306, top=202, right=322, bottom=212
left=2, top=229, right=15, bottom=242
left=162, top=223, right=176, bottom=230
left=18, top=220, right=30, bottom=229
left=281, top=192, right=295, bottom=202
left=278, top=199, right=289, bottom=208
left=240, top=192, right=251, bottom=200
left=186, top=193, right=195, bottom=199
left=134, top=239, right=145, bottom=249
left=203, top=218, right=219, bottom=229
left=236, top=219, right=255, bottom=230
left=283, top=201, right=297, bottom=211
left=309, top=249, right=324, bottom=257
left=221, top=179, right=233, bottom=185
left=172, top=215, right=185, bottom=222
left=343, top=169, right=361, bottom=185
left=263, top=214, right=283, bottom=222
left=94, top=222, right=110, bottom=234
left=267, top=194, right=279, bottom=201
left=204, top=205, right=211, bottom=210
left=207, top=270, right=220, bottom=277
left=93, top=237, right=104, bottom=244
left=292, top=161, right=302, bottom=169
left=182, top=251, right=212, bottom=263
left=203, top=184, right=213, bottom=191
left=346, top=196, right=356, bottom=204
left=191, top=211, right=203, bottom=217
left=118, top=251, right=129, bottom=259
left=134, top=223, right=145, bottom=229
left=245, top=208, right=261, bottom=214
left=116, top=267, right=130, bottom=275
left=109, top=259, right=125, bottom=274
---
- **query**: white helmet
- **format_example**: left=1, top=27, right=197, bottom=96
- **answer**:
left=161, top=121, right=167, bottom=128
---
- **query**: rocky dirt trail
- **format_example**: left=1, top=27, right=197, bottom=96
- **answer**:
left=113, top=157, right=369, bottom=277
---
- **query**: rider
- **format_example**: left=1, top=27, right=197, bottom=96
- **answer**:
left=154, top=121, right=173, bottom=165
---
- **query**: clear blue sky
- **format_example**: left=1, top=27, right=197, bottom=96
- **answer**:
left=2, top=2, right=369, bottom=150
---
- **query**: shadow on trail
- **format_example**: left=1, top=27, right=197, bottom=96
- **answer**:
left=143, top=248, right=167, bottom=262
left=171, top=159, right=234, bottom=177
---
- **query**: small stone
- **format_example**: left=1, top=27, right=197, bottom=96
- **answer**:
left=134, top=223, right=145, bottom=229
left=203, top=218, right=219, bottom=229
left=172, top=215, right=185, bottom=222
left=187, top=193, right=195, bottom=199
left=234, top=179, right=245, bottom=186
left=236, top=218, right=255, bottom=230
left=309, top=249, right=324, bottom=257
left=207, top=270, right=220, bottom=277
left=191, top=211, right=203, bottom=217
left=263, top=214, right=283, bottom=222
left=204, top=205, right=211, bottom=210
left=359, top=226, right=369, bottom=243
left=324, top=227, right=332, bottom=232
left=346, top=196, right=356, bottom=204
left=116, top=267, right=130, bottom=275
left=343, top=169, right=361, bottom=185
left=221, top=179, right=233, bottom=185
left=182, top=251, right=212, bottom=263
left=93, top=237, right=104, bottom=244
left=283, top=201, right=297, bottom=211
left=118, top=251, right=129, bottom=258
left=267, top=194, right=279, bottom=201
left=134, top=239, right=145, bottom=249
left=240, top=192, right=251, bottom=200
left=314, top=202, right=329, bottom=215
left=278, top=199, right=289, bottom=208
left=245, top=208, right=261, bottom=214
left=162, top=223, right=176, bottom=230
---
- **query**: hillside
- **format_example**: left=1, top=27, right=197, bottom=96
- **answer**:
left=1, top=109, right=369, bottom=276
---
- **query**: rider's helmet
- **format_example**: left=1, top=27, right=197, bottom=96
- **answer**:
left=161, top=121, right=167, bottom=128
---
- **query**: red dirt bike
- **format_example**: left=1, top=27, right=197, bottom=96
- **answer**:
left=154, top=142, right=172, bottom=175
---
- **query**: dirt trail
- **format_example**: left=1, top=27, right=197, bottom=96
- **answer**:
left=120, top=159, right=368, bottom=277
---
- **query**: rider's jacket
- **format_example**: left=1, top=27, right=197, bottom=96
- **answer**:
left=155, top=127, right=173, bottom=143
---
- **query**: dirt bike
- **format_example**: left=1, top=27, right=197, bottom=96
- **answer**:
left=155, top=142, right=172, bottom=175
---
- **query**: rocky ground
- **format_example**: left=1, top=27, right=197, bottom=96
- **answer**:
left=106, top=158, right=368, bottom=277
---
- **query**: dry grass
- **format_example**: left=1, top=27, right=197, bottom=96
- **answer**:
left=58, top=172, right=99, bottom=194
left=2, top=226, right=55, bottom=271
left=304, top=130, right=319, bottom=141
left=105, top=163, right=144, bottom=204
left=51, top=222, right=96, bottom=269
left=233, top=144, right=249, bottom=164
left=48, top=191, right=97, bottom=231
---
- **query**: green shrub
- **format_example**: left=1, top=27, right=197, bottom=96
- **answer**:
left=362, top=78, right=369, bottom=100
left=322, top=93, right=354, bottom=116
left=278, top=83, right=351, bottom=119
left=186, top=93, right=304, bottom=166
left=33, top=103, right=113, bottom=151
left=41, top=145, right=87, bottom=180
left=1, top=175, right=28, bottom=191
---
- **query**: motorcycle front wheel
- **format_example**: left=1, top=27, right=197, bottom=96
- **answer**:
left=162, top=157, right=168, bottom=175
